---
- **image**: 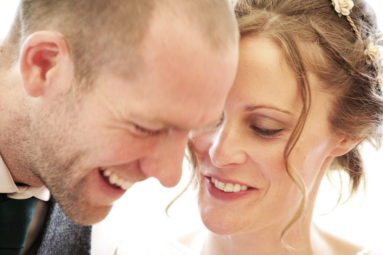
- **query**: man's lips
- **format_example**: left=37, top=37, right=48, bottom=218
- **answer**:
left=99, top=168, right=134, bottom=190
left=89, top=168, right=127, bottom=204
left=97, top=163, right=148, bottom=190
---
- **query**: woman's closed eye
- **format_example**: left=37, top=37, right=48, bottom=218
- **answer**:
left=247, top=115, right=285, bottom=138
left=250, top=125, right=283, bottom=137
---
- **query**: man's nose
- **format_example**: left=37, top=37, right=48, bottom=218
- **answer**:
left=139, top=130, right=189, bottom=187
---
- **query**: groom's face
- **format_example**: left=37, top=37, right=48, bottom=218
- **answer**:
left=25, top=14, right=238, bottom=225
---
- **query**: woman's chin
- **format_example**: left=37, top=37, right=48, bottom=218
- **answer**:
left=201, top=216, right=243, bottom=235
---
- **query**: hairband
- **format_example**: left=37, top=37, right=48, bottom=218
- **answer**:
left=331, top=0, right=381, bottom=89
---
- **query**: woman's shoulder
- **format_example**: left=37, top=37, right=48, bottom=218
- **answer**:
left=316, top=226, right=382, bottom=255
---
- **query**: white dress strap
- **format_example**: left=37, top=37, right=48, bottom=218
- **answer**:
left=356, top=249, right=383, bottom=255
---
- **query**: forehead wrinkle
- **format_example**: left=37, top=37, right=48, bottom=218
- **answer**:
left=95, top=91, right=125, bottom=121
left=130, top=110, right=224, bottom=132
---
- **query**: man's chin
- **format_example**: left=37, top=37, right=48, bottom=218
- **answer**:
left=61, top=203, right=113, bottom=226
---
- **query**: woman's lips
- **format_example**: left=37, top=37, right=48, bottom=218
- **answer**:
left=203, top=176, right=258, bottom=201
left=208, top=175, right=258, bottom=190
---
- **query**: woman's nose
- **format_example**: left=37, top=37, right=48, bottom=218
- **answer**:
left=208, top=126, right=247, bottom=168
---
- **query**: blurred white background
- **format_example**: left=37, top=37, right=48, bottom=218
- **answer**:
left=1, top=0, right=382, bottom=254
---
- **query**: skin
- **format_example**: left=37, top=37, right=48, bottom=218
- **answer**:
left=190, top=36, right=361, bottom=255
left=0, top=12, right=238, bottom=225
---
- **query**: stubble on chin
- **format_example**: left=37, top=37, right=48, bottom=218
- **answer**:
left=53, top=181, right=112, bottom=226
left=40, top=154, right=110, bottom=225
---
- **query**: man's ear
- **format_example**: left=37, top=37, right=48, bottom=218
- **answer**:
left=19, top=31, right=72, bottom=97
left=330, top=135, right=364, bottom=157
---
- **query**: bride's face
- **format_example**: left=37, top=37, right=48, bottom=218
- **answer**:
left=190, top=36, right=348, bottom=235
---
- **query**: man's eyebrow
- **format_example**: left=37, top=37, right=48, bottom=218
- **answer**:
left=129, top=112, right=225, bottom=132
left=158, top=114, right=225, bottom=132
left=244, top=105, right=293, bottom=115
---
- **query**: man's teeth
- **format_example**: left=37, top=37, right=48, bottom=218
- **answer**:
left=101, top=169, right=133, bottom=190
left=211, top=177, right=248, bottom=192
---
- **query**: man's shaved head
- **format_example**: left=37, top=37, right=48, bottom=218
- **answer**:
left=4, top=0, right=238, bottom=84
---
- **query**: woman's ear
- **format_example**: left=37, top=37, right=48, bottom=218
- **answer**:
left=19, top=31, right=71, bottom=97
left=330, top=135, right=364, bottom=157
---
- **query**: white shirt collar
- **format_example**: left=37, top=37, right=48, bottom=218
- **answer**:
left=0, top=154, right=50, bottom=201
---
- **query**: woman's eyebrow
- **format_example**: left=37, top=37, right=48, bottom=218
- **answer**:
left=244, top=105, right=293, bottom=115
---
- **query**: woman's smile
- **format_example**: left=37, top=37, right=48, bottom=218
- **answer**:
left=202, top=175, right=259, bottom=201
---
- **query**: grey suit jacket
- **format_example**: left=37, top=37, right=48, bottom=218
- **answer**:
left=30, top=200, right=92, bottom=255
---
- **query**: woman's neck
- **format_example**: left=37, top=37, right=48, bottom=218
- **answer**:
left=202, top=219, right=318, bottom=255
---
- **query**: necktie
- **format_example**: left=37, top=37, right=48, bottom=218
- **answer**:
left=0, top=194, right=38, bottom=255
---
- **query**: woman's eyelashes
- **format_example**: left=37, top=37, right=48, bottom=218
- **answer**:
left=250, top=125, right=283, bottom=137
left=204, top=113, right=225, bottom=131
left=215, top=113, right=226, bottom=128
left=247, top=115, right=285, bottom=138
